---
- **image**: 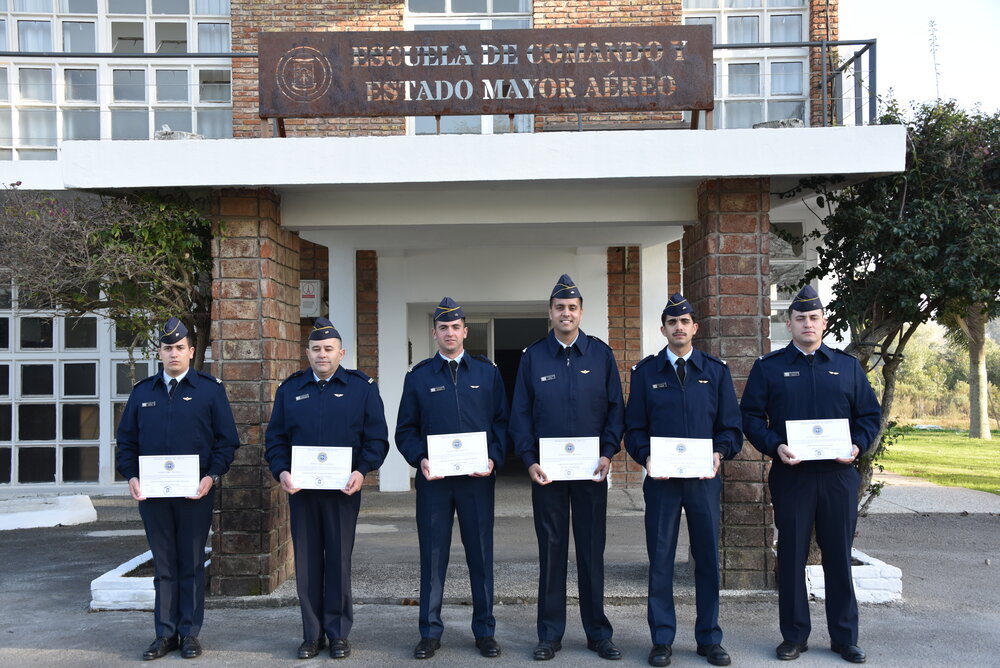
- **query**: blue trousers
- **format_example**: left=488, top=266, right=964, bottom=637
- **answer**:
left=289, top=489, right=362, bottom=642
left=644, top=475, right=723, bottom=646
left=414, top=473, right=496, bottom=639
left=138, top=489, right=215, bottom=639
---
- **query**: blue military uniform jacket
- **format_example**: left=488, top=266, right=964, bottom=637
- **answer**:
left=395, top=353, right=509, bottom=469
left=741, top=342, right=881, bottom=467
left=115, top=370, right=240, bottom=480
left=624, top=348, right=743, bottom=465
left=265, top=366, right=390, bottom=480
left=510, top=330, right=625, bottom=468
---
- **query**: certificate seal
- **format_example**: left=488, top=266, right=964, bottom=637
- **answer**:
left=317, top=451, right=327, bottom=463
left=814, top=449, right=824, bottom=458
left=163, top=485, right=171, bottom=494
left=675, top=443, right=686, bottom=453
left=454, top=463, right=462, bottom=472
left=676, top=467, right=685, bottom=476
left=452, top=439, right=462, bottom=450
left=164, top=460, right=174, bottom=471
left=315, top=477, right=323, bottom=486
left=812, top=424, right=824, bottom=435
left=564, top=442, right=575, bottom=453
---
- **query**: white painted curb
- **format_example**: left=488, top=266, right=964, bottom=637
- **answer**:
left=0, top=494, right=97, bottom=531
left=806, top=548, right=903, bottom=604
left=90, top=548, right=211, bottom=611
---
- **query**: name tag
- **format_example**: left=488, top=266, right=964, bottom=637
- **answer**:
left=783, top=372, right=799, bottom=377
left=295, top=394, right=309, bottom=401
left=651, top=382, right=668, bottom=390
left=430, top=386, right=446, bottom=393
left=141, top=401, right=156, bottom=408
left=540, top=374, right=556, bottom=382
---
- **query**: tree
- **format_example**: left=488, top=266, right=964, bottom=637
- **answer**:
left=792, top=100, right=1000, bottom=504
left=0, top=185, right=215, bottom=373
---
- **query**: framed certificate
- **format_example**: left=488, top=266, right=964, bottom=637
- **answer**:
left=649, top=437, right=714, bottom=478
left=427, top=431, right=489, bottom=477
left=785, top=419, right=853, bottom=461
left=539, top=436, right=600, bottom=481
left=139, top=455, right=200, bottom=498
left=291, top=446, right=353, bottom=490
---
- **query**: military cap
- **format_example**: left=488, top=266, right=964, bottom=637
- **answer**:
left=662, top=292, right=695, bottom=318
left=790, top=285, right=823, bottom=312
left=550, top=274, right=581, bottom=299
left=309, top=316, right=341, bottom=341
left=159, top=317, right=188, bottom=345
left=433, top=297, right=465, bottom=322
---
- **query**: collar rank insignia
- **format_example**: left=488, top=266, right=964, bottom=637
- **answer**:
left=334, top=393, right=344, bottom=397
left=183, top=396, right=192, bottom=401
left=470, top=385, right=480, bottom=389
left=828, top=371, right=840, bottom=375
left=580, top=369, right=591, bottom=374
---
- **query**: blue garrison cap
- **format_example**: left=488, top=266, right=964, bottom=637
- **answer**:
left=550, top=274, right=581, bottom=300
left=159, top=317, right=188, bottom=345
left=662, top=293, right=695, bottom=318
left=309, top=316, right=341, bottom=341
left=433, top=297, right=465, bottom=322
left=790, top=285, right=824, bottom=312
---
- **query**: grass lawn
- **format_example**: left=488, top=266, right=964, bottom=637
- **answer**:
left=880, top=429, right=1000, bottom=496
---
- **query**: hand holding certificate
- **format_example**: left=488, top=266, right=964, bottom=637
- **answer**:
left=648, top=437, right=714, bottom=478
left=291, top=446, right=353, bottom=490
left=139, top=455, right=200, bottom=498
left=427, top=431, right=490, bottom=478
left=785, top=418, right=853, bottom=461
left=539, top=436, right=601, bottom=481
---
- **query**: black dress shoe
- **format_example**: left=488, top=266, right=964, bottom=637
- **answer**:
left=776, top=641, right=808, bottom=660
left=648, top=644, right=672, bottom=667
left=142, top=636, right=178, bottom=661
left=476, top=636, right=501, bottom=658
left=588, top=638, right=623, bottom=660
left=330, top=638, right=351, bottom=659
left=297, top=638, right=326, bottom=659
left=831, top=643, right=866, bottom=663
left=414, top=637, right=441, bottom=659
left=533, top=640, right=561, bottom=661
left=697, top=644, right=731, bottom=666
left=180, top=636, right=202, bottom=659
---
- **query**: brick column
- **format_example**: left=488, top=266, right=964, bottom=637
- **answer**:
left=209, top=188, right=301, bottom=595
left=607, top=246, right=644, bottom=489
left=683, top=178, right=775, bottom=590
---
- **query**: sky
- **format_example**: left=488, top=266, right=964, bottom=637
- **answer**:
left=839, top=0, right=999, bottom=114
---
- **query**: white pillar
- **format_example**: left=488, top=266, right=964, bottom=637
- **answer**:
left=327, top=245, right=357, bottom=369
left=376, top=253, right=412, bottom=492
left=641, top=242, right=670, bottom=358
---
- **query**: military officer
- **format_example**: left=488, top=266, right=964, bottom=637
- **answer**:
left=740, top=286, right=880, bottom=664
left=264, top=317, right=389, bottom=660
left=395, top=297, right=509, bottom=660
left=624, top=294, right=742, bottom=668
left=510, top=274, right=625, bottom=662
left=116, top=317, right=240, bottom=661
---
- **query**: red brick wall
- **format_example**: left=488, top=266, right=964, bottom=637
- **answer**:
left=607, top=246, right=644, bottom=488
left=667, top=239, right=682, bottom=294
left=808, top=0, right=838, bottom=126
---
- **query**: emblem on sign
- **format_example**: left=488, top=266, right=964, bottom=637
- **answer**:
left=277, top=46, right=333, bottom=103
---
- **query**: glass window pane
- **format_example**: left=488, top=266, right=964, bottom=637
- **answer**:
left=771, top=61, right=802, bottom=95
left=62, top=404, right=99, bottom=439
left=452, top=0, right=487, bottom=11
left=490, top=18, right=529, bottom=29
left=198, top=69, right=230, bottom=102
left=63, top=109, right=100, bottom=139
left=64, top=363, right=96, bottom=395
left=770, top=14, right=801, bottom=42
left=727, top=16, right=758, bottom=44
left=770, top=261, right=807, bottom=300
left=196, top=108, right=231, bottom=138
left=111, top=22, right=144, bottom=53
left=0, top=21, right=7, bottom=52
left=0, top=446, right=9, bottom=481
left=113, top=69, right=145, bottom=101
left=111, top=109, right=148, bottom=139
left=494, top=0, right=528, bottom=11
left=770, top=222, right=804, bottom=259
left=727, top=63, right=759, bottom=95
left=64, top=317, right=97, bottom=348
left=62, top=0, right=98, bottom=11
left=14, top=0, right=51, bottom=11
left=113, top=401, right=126, bottom=433
left=18, top=21, right=52, bottom=52
left=414, top=114, right=481, bottom=135
left=65, top=69, right=98, bottom=101
left=768, top=0, right=803, bottom=6
left=20, top=109, right=58, bottom=146
left=18, top=446, right=55, bottom=482
left=115, top=322, right=147, bottom=349
left=19, top=68, right=53, bottom=102
left=22, top=364, right=53, bottom=395
left=154, top=109, right=191, bottom=132
left=0, top=282, right=10, bottom=308
left=683, top=0, right=718, bottom=7
left=768, top=100, right=804, bottom=122
left=0, top=111, right=10, bottom=146
left=408, top=0, right=445, bottom=11
left=0, top=365, right=8, bottom=394
left=726, top=0, right=760, bottom=6
left=155, top=69, right=188, bottom=101
left=725, top=100, right=762, bottom=128
left=0, top=319, right=8, bottom=348
left=195, top=0, right=227, bottom=13
left=20, top=317, right=53, bottom=349
left=197, top=22, right=229, bottom=52
left=155, top=22, right=186, bottom=53
left=109, top=0, right=145, bottom=12
left=0, top=69, right=8, bottom=101
left=0, top=149, right=12, bottom=160
left=18, top=405, right=56, bottom=440
left=63, top=21, right=96, bottom=52
left=17, top=149, right=57, bottom=160
left=152, top=0, right=187, bottom=13
left=116, top=362, right=149, bottom=395
left=0, top=407, right=10, bottom=441
left=63, top=446, right=99, bottom=481
left=769, top=310, right=789, bottom=340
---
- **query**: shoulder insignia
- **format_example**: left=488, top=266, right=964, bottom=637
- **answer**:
left=832, top=347, right=859, bottom=360
left=134, top=373, right=156, bottom=388
left=587, top=334, right=613, bottom=350
left=523, top=336, right=548, bottom=354
left=278, top=369, right=306, bottom=388
left=346, top=368, right=375, bottom=384
left=408, top=358, right=433, bottom=373
left=631, top=354, right=656, bottom=372
left=701, top=352, right=728, bottom=366
left=473, top=354, right=497, bottom=367
left=758, top=349, right=784, bottom=361
left=196, top=369, right=222, bottom=384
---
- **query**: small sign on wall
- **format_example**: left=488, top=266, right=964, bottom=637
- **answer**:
left=300, top=280, right=323, bottom=318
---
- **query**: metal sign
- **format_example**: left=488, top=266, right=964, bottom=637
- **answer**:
left=258, top=25, right=713, bottom=119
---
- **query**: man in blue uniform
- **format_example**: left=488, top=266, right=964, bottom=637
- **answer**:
left=395, top=297, right=509, bottom=660
left=510, top=274, right=625, bottom=662
left=625, top=294, right=741, bottom=667
left=264, top=317, right=389, bottom=660
left=116, top=317, right=240, bottom=661
left=740, top=286, right=880, bottom=664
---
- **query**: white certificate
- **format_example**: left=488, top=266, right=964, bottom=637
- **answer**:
left=539, top=436, right=600, bottom=481
left=785, top=419, right=853, bottom=461
left=648, top=437, right=714, bottom=478
left=427, top=431, right=490, bottom=478
left=139, top=455, right=200, bottom=498
left=291, top=446, right=353, bottom=490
